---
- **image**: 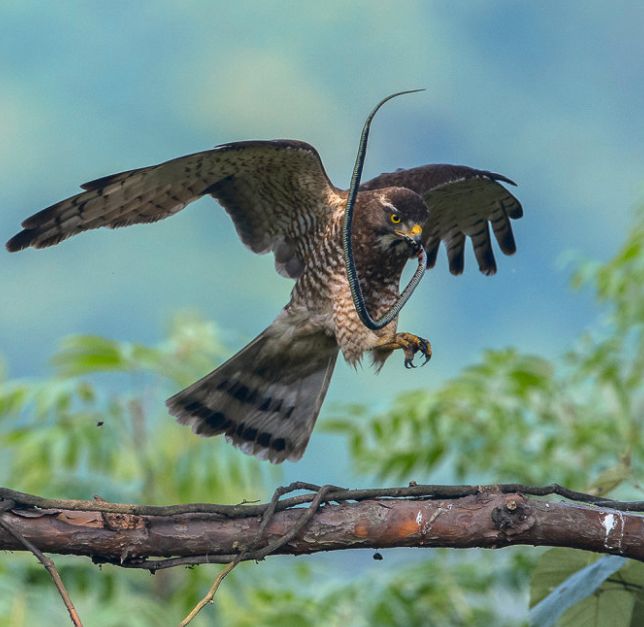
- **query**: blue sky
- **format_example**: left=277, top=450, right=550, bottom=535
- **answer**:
left=1, top=1, right=643, bottom=485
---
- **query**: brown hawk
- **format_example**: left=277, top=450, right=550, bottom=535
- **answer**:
left=6, top=127, right=522, bottom=464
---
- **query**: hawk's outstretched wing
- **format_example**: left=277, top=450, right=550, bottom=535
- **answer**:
left=6, top=140, right=344, bottom=279
left=361, top=164, right=523, bottom=275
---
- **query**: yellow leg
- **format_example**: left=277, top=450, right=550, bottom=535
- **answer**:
left=375, top=332, right=432, bottom=368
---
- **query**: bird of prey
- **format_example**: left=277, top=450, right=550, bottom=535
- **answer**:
left=6, top=97, right=523, bottom=463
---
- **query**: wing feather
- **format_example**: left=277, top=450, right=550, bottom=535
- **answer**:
left=445, top=230, right=466, bottom=275
left=361, top=163, right=523, bottom=275
left=7, top=140, right=343, bottom=279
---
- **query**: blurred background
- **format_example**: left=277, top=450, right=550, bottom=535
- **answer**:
left=1, top=1, right=643, bottom=624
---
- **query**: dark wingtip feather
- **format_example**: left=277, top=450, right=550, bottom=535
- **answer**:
left=80, top=172, right=123, bottom=191
left=446, top=235, right=465, bottom=275
left=448, top=250, right=465, bottom=275
left=425, top=241, right=439, bottom=269
left=474, top=246, right=498, bottom=276
left=488, top=171, right=518, bottom=187
left=511, top=202, right=524, bottom=219
left=7, top=228, right=75, bottom=252
left=6, top=229, right=36, bottom=252
left=471, top=221, right=501, bottom=275
left=503, top=197, right=524, bottom=219
left=496, top=229, right=517, bottom=255
left=21, top=201, right=63, bottom=229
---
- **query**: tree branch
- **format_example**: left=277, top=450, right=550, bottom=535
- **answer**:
left=178, top=559, right=239, bottom=627
left=2, top=484, right=644, bottom=571
left=0, top=500, right=83, bottom=626
left=179, top=482, right=336, bottom=626
left=2, top=483, right=644, bottom=517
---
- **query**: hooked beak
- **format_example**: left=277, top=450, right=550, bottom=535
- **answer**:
left=395, top=224, right=423, bottom=251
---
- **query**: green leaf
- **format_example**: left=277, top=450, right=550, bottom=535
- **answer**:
left=587, top=460, right=631, bottom=496
left=530, top=550, right=627, bottom=627
left=52, top=335, right=127, bottom=375
left=630, top=591, right=644, bottom=627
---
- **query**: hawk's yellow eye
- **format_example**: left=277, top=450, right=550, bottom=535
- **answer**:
left=389, top=214, right=401, bottom=224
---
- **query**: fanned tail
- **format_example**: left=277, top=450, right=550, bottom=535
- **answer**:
left=167, top=318, right=338, bottom=463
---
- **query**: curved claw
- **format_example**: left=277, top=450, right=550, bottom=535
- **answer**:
left=419, top=339, right=432, bottom=366
left=401, top=335, right=432, bottom=369
left=375, top=332, right=432, bottom=370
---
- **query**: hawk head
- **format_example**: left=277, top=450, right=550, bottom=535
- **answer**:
left=365, top=187, right=429, bottom=255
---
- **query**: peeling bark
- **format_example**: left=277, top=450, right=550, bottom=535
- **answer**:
left=2, top=492, right=643, bottom=568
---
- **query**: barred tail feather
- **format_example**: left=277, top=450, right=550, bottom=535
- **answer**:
left=167, top=320, right=338, bottom=463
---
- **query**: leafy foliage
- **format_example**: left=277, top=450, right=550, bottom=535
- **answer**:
left=0, top=313, right=267, bottom=624
left=218, top=550, right=531, bottom=627
left=0, top=208, right=642, bottom=625
left=325, top=208, right=644, bottom=498
left=0, top=313, right=264, bottom=502
left=323, top=207, right=644, bottom=625
left=530, top=549, right=644, bottom=627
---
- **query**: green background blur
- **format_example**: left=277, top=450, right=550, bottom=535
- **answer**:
left=3, top=1, right=642, bottom=484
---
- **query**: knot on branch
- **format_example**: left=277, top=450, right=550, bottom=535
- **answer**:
left=491, top=495, right=535, bottom=538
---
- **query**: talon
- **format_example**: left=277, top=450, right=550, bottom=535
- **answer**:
left=401, top=334, right=431, bottom=370
left=374, top=332, right=432, bottom=370
left=419, top=339, right=432, bottom=366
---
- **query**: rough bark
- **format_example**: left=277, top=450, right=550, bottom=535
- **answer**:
left=2, top=489, right=643, bottom=568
